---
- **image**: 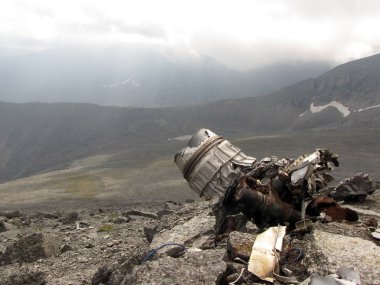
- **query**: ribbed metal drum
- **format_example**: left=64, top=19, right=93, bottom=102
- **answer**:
left=174, top=129, right=256, bottom=198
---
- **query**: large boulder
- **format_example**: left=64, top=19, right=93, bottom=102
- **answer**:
left=0, top=233, right=61, bottom=265
left=59, top=211, right=78, bottom=224
left=330, top=172, right=377, bottom=202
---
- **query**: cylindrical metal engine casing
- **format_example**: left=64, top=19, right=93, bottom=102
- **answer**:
left=174, top=129, right=256, bottom=198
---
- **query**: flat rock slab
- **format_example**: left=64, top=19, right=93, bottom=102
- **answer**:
left=127, top=249, right=225, bottom=285
left=124, top=210, right=158, bottom=220
left=150, top=211, right=215, bottom=249
left=311, top=230, right=380, bottom=285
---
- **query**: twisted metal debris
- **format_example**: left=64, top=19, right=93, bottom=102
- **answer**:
left=175, top=129, right=373, bottom=231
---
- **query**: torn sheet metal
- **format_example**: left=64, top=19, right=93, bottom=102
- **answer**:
left=247, top=226, right=287, bottom=283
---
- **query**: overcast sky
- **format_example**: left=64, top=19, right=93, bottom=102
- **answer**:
left=1, top=0, right=380, bottom=70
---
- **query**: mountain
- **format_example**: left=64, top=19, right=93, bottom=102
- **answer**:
left=0, top=54, right=379, bottom=183
left=0, top=46, right=329, bottom=107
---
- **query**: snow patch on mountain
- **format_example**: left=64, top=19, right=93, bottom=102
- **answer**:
left=299, top=111, right=306, bottom=117
left=357, top=104, right=380, bottom=112
left=310, top=101, right=351, bottom=117
left=102, top=78, right=140, bottom=88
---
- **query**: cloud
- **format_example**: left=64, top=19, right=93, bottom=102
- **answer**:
left=0, top=0, right=380, bottom=69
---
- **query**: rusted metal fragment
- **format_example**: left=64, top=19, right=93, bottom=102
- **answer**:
left=174, top=129, right=350, bottom=229
left=306, top=197, right=358, bottom=222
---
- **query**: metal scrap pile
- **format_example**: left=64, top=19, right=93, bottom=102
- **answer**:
left=175, top=129, right=375, bottom=231
left=174, top=129, right=379, bottom=284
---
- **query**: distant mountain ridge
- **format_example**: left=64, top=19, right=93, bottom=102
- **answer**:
left=0, top=53, right=379, bottom=183
left=0, top=46, right=329, bottom=107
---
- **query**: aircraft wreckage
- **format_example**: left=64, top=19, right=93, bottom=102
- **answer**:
left=174, top=129, right=376, bottom=233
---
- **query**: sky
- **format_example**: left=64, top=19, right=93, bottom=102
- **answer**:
left=1, top=0, right=380, bottom=70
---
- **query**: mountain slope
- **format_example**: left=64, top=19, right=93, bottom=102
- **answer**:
left=0, top=54, right=379, bottom=183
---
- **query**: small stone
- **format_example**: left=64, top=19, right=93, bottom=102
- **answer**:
left=157, top=209, right=175, bottom=218
left=84, top=243, right=94, bottom=249
left=60, top=244, right=73, bottom=253
left=34, top=212, right=59, bottom=219
left=79, top=220, right=90, bottom=227
left=114, top=217, right=130, bottom=224
left=123, top=210, right=158, bottom=220
left=144, top=226, right=157, bottom=243
left=104, top=235, right=110, bottom=239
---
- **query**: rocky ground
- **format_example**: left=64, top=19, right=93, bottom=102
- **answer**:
left=0, top=191, right=379, bottom=285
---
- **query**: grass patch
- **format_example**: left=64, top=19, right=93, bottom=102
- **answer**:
left=55, top=173, right=102, bottom=198
left=97, top=224, right=113, bottom=232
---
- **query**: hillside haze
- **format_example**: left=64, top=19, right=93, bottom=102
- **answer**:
left=0, top=53, right=379, bottom=186
left=0, top=46, right=330, bottom=107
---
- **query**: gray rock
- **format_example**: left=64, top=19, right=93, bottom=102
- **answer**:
left=113, top=217, right=129, bottom=224
left=60, top=243, right=73, bottom=253
left=84, top=242, right=95, bottom=249
left=124, top=210, right=158, bottom=220
left=78, top=220, right=90, bottom=227
left=34, top=212, right=59, bottom=219
left=157, top=209, right=175, bottom=218
left=0, top=210, right=24, bottom=219
left=0, top=233, right=62, bottom=265
left=331, top=172, right=377, bottom=202
left=143, top=225, right=157, bottom=243
left=92, top=263, right=118, bottom=285
left=0, top=221, right=6, bottom=232
left=3, top=221, right=17, bottom=231
left=125, top=249, right=226, bottom=285
left=59, top=211, right=78, bottom=224
left=92, top=246, right=146, bottom=285
left=2, top=268, right=46, bottom=285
